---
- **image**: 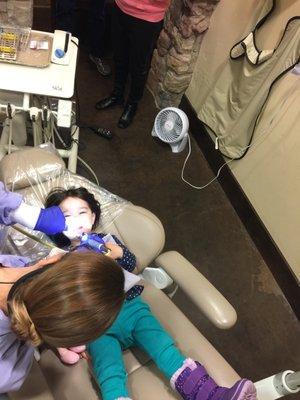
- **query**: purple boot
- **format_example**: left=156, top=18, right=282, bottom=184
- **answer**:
left=171, top=359, right=257, bottom=400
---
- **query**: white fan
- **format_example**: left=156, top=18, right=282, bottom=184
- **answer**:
left=152, top=107, right=189, bottom=153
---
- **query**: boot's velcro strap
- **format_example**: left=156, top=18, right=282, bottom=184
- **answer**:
left=195, top=377, right=220, bottom=400
left=182, top=363, right=209, bottom=395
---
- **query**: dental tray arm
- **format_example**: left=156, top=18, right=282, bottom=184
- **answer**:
left=154, top=251, right=237, bottom=330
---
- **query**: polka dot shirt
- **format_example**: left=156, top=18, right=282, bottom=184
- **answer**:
left=100, top=234, right=144, bottom=301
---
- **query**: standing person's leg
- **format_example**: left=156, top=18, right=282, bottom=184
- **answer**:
left=132, top=297, right=257, bottom=400
left=118, top=18, right=163, bottom=129
left=88, top=0, right=111, bottom=77
left=54, top=0, right=77, bottom=32
left=95, top=4, right=130, bottom=110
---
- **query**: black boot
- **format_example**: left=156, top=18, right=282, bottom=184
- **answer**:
left=95, top=94, right=124, bottom=110
left=118, top=103, right=138, bottom=129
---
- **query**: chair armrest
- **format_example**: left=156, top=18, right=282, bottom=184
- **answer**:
left=154, top=251, right=237, bottom=329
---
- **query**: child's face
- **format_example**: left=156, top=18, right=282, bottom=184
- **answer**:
left=59, top=196, right=96, bottom=240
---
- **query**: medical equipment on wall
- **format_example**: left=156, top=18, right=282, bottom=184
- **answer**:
left=152, top=107, right=189, bottom=153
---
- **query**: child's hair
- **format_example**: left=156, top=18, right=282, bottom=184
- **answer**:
left=8, top=251, right=125, bottom=347
left=45, top=186, right=101, bottom=247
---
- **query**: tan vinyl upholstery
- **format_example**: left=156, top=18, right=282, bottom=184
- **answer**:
left=0, top=148, right=240, bottom=400
left=102, top=205, right=165, bottom=271
left=36, top=283, right=239, bottom=400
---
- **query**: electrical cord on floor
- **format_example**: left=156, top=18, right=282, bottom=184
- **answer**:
left=73, top=78, right=113, bottom=140
left=8, top=116, right=12, bottom=154
left=77, top=156, right=99, bottom=186
left=79, top=124, right=114, bottom=140
left=51, top=117, right=99, bottom=185
left=181, top=134, right=235, bottom=190
left=52, top=122, right=72, bottom=149
left=70, top=41, right=113, bottom=141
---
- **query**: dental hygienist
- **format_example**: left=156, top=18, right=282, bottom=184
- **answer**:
left=0, top=183, right=124, bottom=393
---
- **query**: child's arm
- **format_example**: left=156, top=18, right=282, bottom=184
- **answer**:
left=106, top=234, right=137, bottom=272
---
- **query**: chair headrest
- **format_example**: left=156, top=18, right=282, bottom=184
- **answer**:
left=0, top=147, right=66, bottom=190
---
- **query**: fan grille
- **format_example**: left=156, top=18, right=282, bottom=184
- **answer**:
left=155, top=109, right=183, bottom=143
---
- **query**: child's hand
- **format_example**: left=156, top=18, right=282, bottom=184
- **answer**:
left=58, top=345, right=86, bottom=365
left=105, top=242, right=123, bottom=259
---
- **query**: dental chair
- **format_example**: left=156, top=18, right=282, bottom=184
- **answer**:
left=0, top=146, right=297, bottom=400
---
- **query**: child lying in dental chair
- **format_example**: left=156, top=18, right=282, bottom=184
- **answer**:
left=43, top=186, right=257, bottom=400
left=2, top=182, right=257, bottom=400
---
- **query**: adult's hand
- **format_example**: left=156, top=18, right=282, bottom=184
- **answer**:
left=33, top=252, right=66, bottom=269
left=0, top=181, right=23, bottom=225
left=0, top=180, right=67, bottom=234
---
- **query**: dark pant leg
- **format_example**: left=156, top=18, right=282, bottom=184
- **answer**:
left=127, top=18, right=163, bottom=104
left=54, top=0, right=77, bottom=32
left=111, top=4, right=131, bottom=98
left=87, top=0, right=106, bottom=58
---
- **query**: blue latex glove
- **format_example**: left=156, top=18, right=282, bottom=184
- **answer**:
left=0, top=181, right=66, bottom=235
left=34, top=206, right=66, bottom=235
left=0, top=254, right=30, bottom=267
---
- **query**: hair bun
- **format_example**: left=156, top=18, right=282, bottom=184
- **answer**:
left=10, top=297, right=42, bottom=346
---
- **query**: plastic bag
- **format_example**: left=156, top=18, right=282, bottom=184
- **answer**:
left=0, top=143, right=130, bottom=262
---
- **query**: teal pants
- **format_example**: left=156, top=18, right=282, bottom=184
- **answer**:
left=88, top=296, right=185, bottom=400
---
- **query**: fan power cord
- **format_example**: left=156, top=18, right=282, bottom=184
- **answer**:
left=77, top=156, right=99, bottom=186
left=181, top=92, right=289, bottom=190
left=181, top=134, right=234, bottom=190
